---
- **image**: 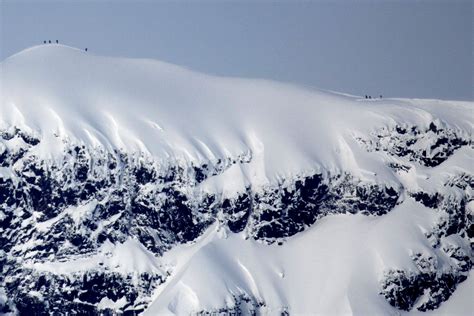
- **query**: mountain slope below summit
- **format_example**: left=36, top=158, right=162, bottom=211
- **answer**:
left=145, top=199, right=434, bottom=315
left=144, top=153, right=473, bottom=315
left=0, top=46, right=473, bottom=315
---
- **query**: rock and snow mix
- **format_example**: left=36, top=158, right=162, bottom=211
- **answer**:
left=0, top=45, right=473, bottom=315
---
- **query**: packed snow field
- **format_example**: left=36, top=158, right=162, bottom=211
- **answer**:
left=0, top=45, right=473, bottom=315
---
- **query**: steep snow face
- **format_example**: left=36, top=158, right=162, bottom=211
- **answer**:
left=0, top=45, right=473, bottom=315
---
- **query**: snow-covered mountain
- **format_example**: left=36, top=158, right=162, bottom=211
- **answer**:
left=0, top=45, right=473, bottom=315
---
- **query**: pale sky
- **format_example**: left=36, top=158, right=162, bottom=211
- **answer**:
left=1, top=0, right=472, bottom=100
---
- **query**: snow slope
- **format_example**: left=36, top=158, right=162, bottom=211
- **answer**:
left=1, top=45, right=471, bottom=185
left=145, top=148, right=474, bottom=315
left=146, top=200, right=430, bottom=315
left=0, top=45, right=473, bottom=315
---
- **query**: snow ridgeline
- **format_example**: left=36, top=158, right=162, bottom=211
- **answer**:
left=0, top=45, right=473, bottom=315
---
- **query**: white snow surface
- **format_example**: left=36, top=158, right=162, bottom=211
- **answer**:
left=1, top=45, right=473, bottom=315
left=145, top=198, right=470, bottom=316
left=1, top=45, right=472, bottom=187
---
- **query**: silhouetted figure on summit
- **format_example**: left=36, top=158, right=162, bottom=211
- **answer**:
left=56, top=40, right=58, bottom=44
left=43, top=41, right=46, bottom=44
left=48, top=40, right=51, bottom=44
left=365, top=95, right=368, bottom=99
left=85, top=48, right=88, bottom=52
left=380, top=95, right=383, bottom=99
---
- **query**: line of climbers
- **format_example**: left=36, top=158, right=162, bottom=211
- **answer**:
left=365, top=95, right=383, bottom=99
left=42, top=40, right=88, bottom=52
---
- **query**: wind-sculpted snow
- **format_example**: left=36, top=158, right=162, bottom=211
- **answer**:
left=0, top=45, right=473, bottom=315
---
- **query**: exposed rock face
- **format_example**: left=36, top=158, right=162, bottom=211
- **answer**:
left=0, top=119, right=472, bottom=315
left=381, top=241, right=472, bottom=312
left=376, top=129, right=473, bottom=312
left=3, top=269, right=164, bottom=315
left=357, top=121, right=471, bottom=167
left=195, top=294, right=266, bottom=316
left=249, top=173, right=399, bottom=241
